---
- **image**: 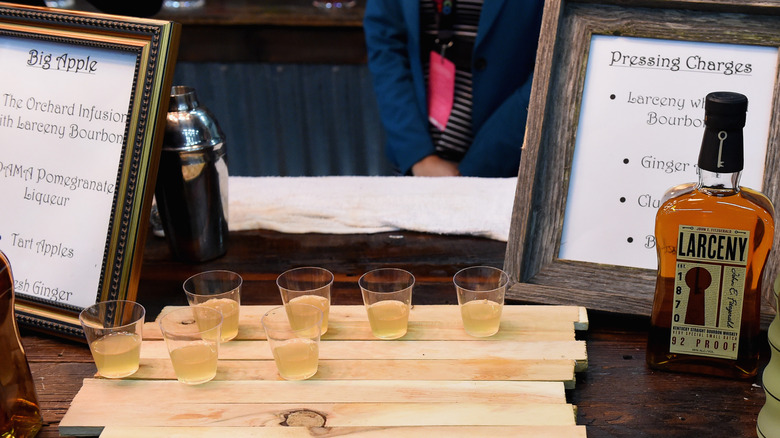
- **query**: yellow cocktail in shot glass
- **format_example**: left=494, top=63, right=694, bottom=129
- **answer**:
left=277, top=267, right=333, bottom=336
left=454, top=266, right=509, bottom=337
left=183, top=270, right=242, bottom=342
left=261, top=303, right=323, bottom=380
left=359, top=268, right=414, bottom=340
left=79, top=300, right=146, bottom=379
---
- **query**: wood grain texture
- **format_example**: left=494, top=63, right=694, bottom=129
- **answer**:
left=128, top=358, right=578, bottom=386
left=153, top=0, right=365, bottom=27
left=67, top=379, right=568, bottom=404
left=97, top=425, right=588, bottom=438
left=64, top=401, right=578, bottom=436
left=154, top=0, right=366, bottom=64
left=68, top=0, right=369, bottom=63
left=573, top=312, right=771, bottom=437
left=140, top=338, right=587, bottom=363
left=59, top=304, right=587, bottom=435
left=505, top=0, right=780, bottom=325
left=136, top=230, right=508, bottom=320
left=23, top=230, right=774, bottom=437
left=145, top=304, right=588, bottom=339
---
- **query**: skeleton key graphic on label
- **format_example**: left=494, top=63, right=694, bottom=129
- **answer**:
left=717, top=131, right=727, bottom=168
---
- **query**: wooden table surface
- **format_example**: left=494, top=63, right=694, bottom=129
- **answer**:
left=20, top=229, right=770, bottom=437
left=59, top=0, right=368, bottom=63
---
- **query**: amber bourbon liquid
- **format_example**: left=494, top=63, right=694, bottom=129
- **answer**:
left=0, top=251, right=43, bottom=437
left=647, top=92, right=775, bottom=379
left=647, top=186, right=774, bottom=378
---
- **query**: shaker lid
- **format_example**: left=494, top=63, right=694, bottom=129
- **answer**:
left=163, top=86, right=225, bottom=151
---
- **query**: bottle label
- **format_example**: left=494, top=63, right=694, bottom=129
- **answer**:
left=669, top=225, right=749, bottom=360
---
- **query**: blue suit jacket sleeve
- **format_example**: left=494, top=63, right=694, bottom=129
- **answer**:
left=364, top=0, right=434, bottom=175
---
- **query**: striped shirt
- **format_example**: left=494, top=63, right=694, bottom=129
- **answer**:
left=421, top=0, right=483, bottom=163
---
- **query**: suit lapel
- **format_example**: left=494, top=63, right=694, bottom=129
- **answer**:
left=475, top=0, right=507, bottom=52
left=402, top=0, right=420, bottom=51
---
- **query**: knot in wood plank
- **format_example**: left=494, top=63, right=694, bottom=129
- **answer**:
left=281, top=409, right=326, bottom=427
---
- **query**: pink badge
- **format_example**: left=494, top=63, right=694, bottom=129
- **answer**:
left=427, top=50, right=455, bottom=131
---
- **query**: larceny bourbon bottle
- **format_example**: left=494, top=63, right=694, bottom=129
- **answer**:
left=647, top=91, right=775, bottom=379
left=1, top=250, right=43, bottom=437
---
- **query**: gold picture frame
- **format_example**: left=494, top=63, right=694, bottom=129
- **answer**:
left=504, top=0, right=780, bottom=324
left=0, top=3, right=179, bottom=339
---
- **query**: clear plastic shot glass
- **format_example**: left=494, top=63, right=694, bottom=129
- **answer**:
left=359, top=268, right=414, bottom=340
left=453, top=266, right=509, bottom=337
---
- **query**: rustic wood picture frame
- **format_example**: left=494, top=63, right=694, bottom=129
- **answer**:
left=504, top=0, right=780, bottom=323
left=0, top=3, right=180, bottom=339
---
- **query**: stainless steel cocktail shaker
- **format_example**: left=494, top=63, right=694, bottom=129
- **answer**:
left=155, top=85, right=228, bottom=262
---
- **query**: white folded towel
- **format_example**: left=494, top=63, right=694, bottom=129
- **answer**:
left=228, top=176, right=517, bottom=242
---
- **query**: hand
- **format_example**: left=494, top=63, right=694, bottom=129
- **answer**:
left=411, top=155, right=461, bottom=176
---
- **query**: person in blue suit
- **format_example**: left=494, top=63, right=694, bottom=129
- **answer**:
left=364, top=0, right=544, bottom=177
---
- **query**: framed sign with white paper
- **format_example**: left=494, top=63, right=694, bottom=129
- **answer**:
left=0, top=3, right=179, bottom=339
left=505, top=0, right=780, bottom=324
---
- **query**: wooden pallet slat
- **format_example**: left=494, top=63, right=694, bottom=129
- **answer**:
left=62, top=401, right=578, bottom=432
left=98, top=425, right=589, bottom=438
left=144, top=304, right=588, bottom=341
left=139, top=339, right=586, bottom=362
left=67, top=379, right=568, bottom=404
left=59, top=305, right=589, bottom=437
left=128, top=358, right=578, bottom=387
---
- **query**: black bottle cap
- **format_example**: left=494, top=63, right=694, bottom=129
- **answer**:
left=704, top=91, right=748, bottom=129
left=698, top=91, right=746, bottom=173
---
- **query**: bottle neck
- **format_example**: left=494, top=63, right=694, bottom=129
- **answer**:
left=696, top=124, right=744, bottom=194
left=697, top=168, right=741, bottom=194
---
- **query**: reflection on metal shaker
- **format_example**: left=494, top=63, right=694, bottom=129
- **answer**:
left=155, top=86, right=228, bottom=262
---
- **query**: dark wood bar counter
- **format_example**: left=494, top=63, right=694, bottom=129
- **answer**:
left=19, top=229, right=771, bottom=437
left=153, top=0, right=367, bottom=64
left=62, top=0, right=368, bottom=64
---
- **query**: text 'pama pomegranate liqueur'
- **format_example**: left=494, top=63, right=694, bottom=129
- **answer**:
left=646, top=92, right=775, bottom=379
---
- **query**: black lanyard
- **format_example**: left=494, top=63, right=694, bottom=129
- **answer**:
left=434, top=0, right=456, bottom=48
